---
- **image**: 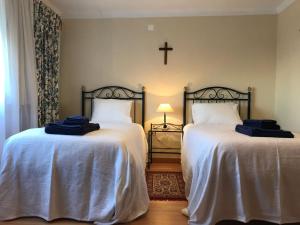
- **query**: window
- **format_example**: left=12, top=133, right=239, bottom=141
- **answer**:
left=0, top=0, right=6, bottom=106
left=0, top=31, right=5, bottom=105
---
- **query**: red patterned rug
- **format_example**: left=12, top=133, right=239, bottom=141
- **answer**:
left=146, top=171, right=186, bottom=201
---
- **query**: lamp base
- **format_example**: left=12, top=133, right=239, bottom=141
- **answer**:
left=163, top=113, right=167, bottom=128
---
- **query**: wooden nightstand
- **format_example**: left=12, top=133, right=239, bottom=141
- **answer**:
left=148, top=123, right=183, bottom=166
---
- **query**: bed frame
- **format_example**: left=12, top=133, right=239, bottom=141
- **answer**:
left=81, top=86, right=145, bottom=127
left=183, top=86, right=252, bottom=125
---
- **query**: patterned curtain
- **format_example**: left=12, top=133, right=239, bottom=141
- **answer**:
left=33, top=0, right=62, bottom=127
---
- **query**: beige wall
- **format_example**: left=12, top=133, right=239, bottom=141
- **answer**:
left=275, top=1, right=300, bottom=132
left=60, top=16, right=277, bottom=129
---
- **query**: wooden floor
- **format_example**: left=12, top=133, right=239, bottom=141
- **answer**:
left=0, top=163, right=188, bottom=225
left=147, top=162, right=182, bottom=172
left=0, top=201, right=188, bottom=225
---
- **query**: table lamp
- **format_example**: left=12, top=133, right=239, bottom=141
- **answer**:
left=156, top=103, right=174, bottom=128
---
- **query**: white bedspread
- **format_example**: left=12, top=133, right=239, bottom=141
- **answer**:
left=182, top=124, right=300, bottom=225
left=0, top=122, right=149, bottom=225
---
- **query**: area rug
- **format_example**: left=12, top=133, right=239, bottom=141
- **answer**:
left=146, top=171, right=186, bottom=201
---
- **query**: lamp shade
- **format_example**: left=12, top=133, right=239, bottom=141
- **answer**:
left=156, top=103, right=174, bottom=113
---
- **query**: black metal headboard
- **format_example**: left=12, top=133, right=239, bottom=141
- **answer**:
left=81, top=86, right=145, bottom=127
left=183, top=86, right=252, bottom=125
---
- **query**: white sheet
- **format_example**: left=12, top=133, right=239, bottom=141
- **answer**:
left=0, top=122, right=149, bottom=225
left=182, top=124, right=300, bottom=225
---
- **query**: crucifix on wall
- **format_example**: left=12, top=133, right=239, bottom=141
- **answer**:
left=159, top=42, right=173, bottom=65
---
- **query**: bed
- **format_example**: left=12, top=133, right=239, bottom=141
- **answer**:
left=0, top=85, right=149, bottom=225
left=181, top=86, right=300, bottom=225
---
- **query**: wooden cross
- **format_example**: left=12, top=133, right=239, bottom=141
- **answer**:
left=159, top=42, right=173, bottom=65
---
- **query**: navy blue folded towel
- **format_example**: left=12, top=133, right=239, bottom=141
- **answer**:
left=45, top=121, right=100, bottom=135
left=63, top=115, right=89, bottom=125
left=236, top=125, right=294, bottom=138
left=243, top=119, right=280, bottom=130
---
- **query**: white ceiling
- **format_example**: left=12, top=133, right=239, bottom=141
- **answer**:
left=46, top=0, right=295, bottom=18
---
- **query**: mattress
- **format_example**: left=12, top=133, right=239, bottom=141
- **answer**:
left=182, top=124, right=300, bottom=225
left=0, top=122, right=149, bottom=225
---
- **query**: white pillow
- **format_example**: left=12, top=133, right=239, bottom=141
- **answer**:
left=192, top=103, right=242, bottom=125
left=91, top=99, right=132, bottom=124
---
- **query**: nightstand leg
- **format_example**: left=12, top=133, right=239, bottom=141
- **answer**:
left=150, top=132, right=152, bottom=164
left=147, top=131, right=152, bottom=169
left=150, top=132, right=153, bottom=163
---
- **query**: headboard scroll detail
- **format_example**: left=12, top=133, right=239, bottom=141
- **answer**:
left=81, top=86, right=145, bottom=127
left=183, top=86, right=252, bottom=125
